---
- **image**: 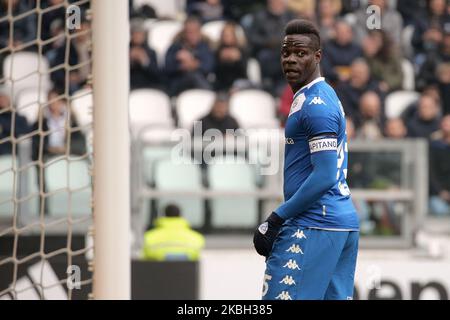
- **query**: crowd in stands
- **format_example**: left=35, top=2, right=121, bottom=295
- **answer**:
left=0, top=0, right=449, bottom=220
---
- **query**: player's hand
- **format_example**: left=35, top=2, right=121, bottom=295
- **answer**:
left=253, top=212, right=284, bottom=257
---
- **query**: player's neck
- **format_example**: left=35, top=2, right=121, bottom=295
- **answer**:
left=291, top=69, right=322, bottom=94
left=291, top=69, right=323, bottom=95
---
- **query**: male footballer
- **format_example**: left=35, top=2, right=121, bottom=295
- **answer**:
left=253, top=19, right=360, bottom=300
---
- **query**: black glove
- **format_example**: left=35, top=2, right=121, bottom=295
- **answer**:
left=253, top=212, right=284, bottom=257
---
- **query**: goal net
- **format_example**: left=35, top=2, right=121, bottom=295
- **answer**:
left=0, top=0, right=95, bottom=300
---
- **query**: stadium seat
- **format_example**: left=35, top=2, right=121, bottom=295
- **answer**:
left=129, top=89, right=174, bottom=136
left=71, top=88, right=93, bottom=131
left=176, top=89, right=216, bottom=130
left=154, top=158, right=204, bottom=228
left=139, top=127, right=175, bottom=144
left=385, top=90, right=420, bottom=119
left=2, top=52, right=51, bottom=93
left=229, top=89, right=278, bottom=129
left=44, top=158, right=91, bottom=217
left=401, top=59, right=415, bottom=91
left=207, top=156, right=258, bottom=228
left=246, top=128, right=284, bottom=187
left=133, top=0, right=185, bottom=19
left=201, top=20, right=226, bottom=44
left=18, top=164, right=40, bottom=220
left=201, top=20, right=246, bottom=46
left=16, top=89, right=47, bottom=125
left=0, top=156, right=15, bottom=219
left=147, top=20, right=183, bottom=66
left=247, top=58, right=262, bottom=85
left=0, top=157, right=39, bottom=221
left=142, top=145, right=174, bottom=186
left=401, top=25, right=415, bottom=59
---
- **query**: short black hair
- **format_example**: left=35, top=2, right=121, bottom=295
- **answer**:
left=284, top=19, right=321, bottom=50
left=184, top=15, right=202, bottom=26
left=165, top=204, right=181, bottom=217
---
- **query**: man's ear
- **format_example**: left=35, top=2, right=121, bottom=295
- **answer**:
left=315, top=49, right=322, bottom=63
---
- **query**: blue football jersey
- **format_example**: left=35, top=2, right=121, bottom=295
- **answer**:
left=283, top=77, right=359, bottom=230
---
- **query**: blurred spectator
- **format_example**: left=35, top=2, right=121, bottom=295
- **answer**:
left=0, top=91, right=29, bottom=155
left=0, top=0, right=36, bottom=49
left=340, top=0, right=360, bottom=15
left=321, top=19, right=362, bottom=83
left=279, top=84, right=294, bottom=126
left=246, top=0, right=296, bottom=95
left=71, top=21, right=91, bottom=92
left=287, top=0, right=315, bottom=19
left=221, top=0, right=266, bottom=22
left=412, top=0, right=450, bottom=66
left=31, top=89, right=86, bottom=161
left=129, top=20, right=162, bottom=90
left=384, top=118, right=407, bottom=139
left=402, top=84, right=441, bottom=119
left=48, top=20, right=91, bottom=93
left=142, top=204, right=205, bottom=261
left=41, top=0, right=66, bottom=42
left=362, top=30, right=403, bottom=93
left=44, top=18, right=66, bottom=59
left=416, top=31, right=450, bottom=91
left=429, top=115, right=450, bottom=216
left=396, top=0, right=427, bottom=26
left=165, top=16, right=214, bottom=96
left=352, top=0, right=403, bottom=46
left=354, top=91, right=384, bottom=140
left=405, top=94, right=441, bottom=139
left=315, top=0, right=342, bottom=43
left=346, top=116, right=356, bottom=140
left=335, top=58, right=381, bottom=118
left=214, top=22, right=249, bottom=91
left=436, top=62, right=450, bottom=115
left=188, top=0, right=224, bottom=22
left=131, top=2, right=157, bottom=19
left=192, top=92, right=240, bottom=135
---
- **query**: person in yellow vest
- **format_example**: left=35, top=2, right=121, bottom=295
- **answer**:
left=142, top=204, right=205, bottom=261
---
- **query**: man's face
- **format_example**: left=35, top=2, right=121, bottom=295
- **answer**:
left=281, top=34, right=321, bottom=89
left=385, top=119, right=406, bottom=139
left=131, top=30, right=146, bottom=45
left=350, top=62, right=369, bottom=87
left=418, top=95, right=439, bottom=121
left=268, top=0, right=287, bottom=15
left=48, top=92, right=65, bottom=114
left=442, top=34, right=450, bottom=52
left=184, top=21, right=202, bottom=47
left=441, top=115, right=450, bottom=134
left=211, top=100, right=228, bottom=119
left=335, top=22, right=353, bottom=45
left=370, top=0, right=386, bottom=10
left=360, top=93, right=380, bottom=118
left=0, top=94, right=10, bottom=110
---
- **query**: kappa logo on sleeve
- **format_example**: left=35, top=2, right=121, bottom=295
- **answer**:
left=309, top=96, right=326, bottom=105
left=309, top=137, right=338, bottom=153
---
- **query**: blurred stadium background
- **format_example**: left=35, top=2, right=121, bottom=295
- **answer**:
left=0, top=0, right=450, bottom=300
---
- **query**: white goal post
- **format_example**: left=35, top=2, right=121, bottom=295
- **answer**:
left=0, top=0, right=131, bottom=300
left=92, top=0, right=131, bottom=299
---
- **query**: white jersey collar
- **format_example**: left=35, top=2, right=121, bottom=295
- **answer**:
left=293, top=77, right=325, bottom=99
